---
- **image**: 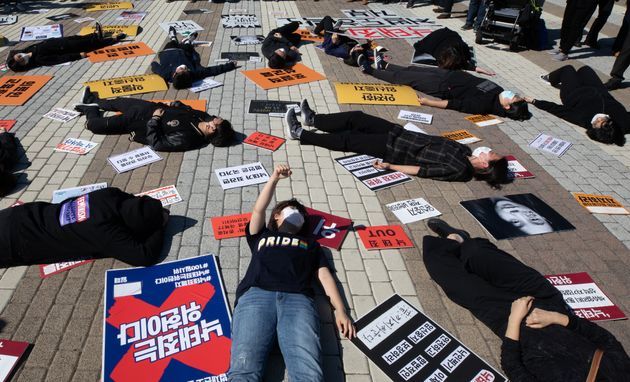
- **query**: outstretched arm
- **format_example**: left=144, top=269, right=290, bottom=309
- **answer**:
left=318, top=266, right=356, bottom=339
left=418, top=97, right=449, bottom=109
left=249, top=164, right=292, bottom=235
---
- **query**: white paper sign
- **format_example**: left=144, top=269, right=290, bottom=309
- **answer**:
left=160, top=20, right=204, bottom=35
left=55, top=138, right=98, bottom=155
left=189, top=78, right=223, bottom=93
left=403, top=122, right=427, bottom=134
left=357, top=300, right=418, bottom=350
left=136, top=185, right=183, bottom=206
left=74, top=17, right=95, bottom=23
left=108, top=146, right=162, bottom=174
left=0, top=15, right=17, bottom=25
left=43, top=108, right=80, bottom=123
left=386, top=197, right=441, bottom=224
left=398, top=110, right=433, bottom=125
left=215, top=162, right=269, bottom=190
left=529, top=133, right=572, bottom=157
left=221, top=14, right=261, bottom=28
left=52, top=182, right=107, bottom=204
left=20, top=24, right=63, bottom=41
left=117, top=11, right=147, bottom=22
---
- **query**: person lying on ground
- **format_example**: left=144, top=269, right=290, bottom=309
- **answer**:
left=74, top=89, right=234, bottom=152
left=151, top=27, right=238, bottom=89
left=0, top=187, right=168, bottom=267
left=526, top=65, right=630, bottom=146
left=7, top=23, right=126, bottom=72
left=284, top=101, right=511, bottom=188
left=262, top=21, right=302, bottom=69
left=312, top=16, right=364, bottom=65
left=0, top=128, right=18, bottom=197
left=229, top=164, right=355, bottom=381
left=422, top=218, right=630, bottom=381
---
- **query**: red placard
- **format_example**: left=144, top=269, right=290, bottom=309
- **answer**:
left=39, top=260, right=93, bottom=278
left=304, top=207, right=352, bottom=250
left=0, top=339, right=29, bottom=381
left=0, top=120, right=16, bottom=131
left=506, top=155, right=534, bottom=179
left=357, top=225, right=414, bottom=250
left=211, top=212, right=252, bottom=239
left=243, top=132, right=285, bottom=151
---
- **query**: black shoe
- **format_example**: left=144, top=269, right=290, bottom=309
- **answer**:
left=116, top=33, right=127, bottom=41
left=605, top=78, right=623, bottom=91
left=437, top=13, right=451, bottom=19
left=300, top=99, right=315, bottom=127
left=284, top=108, right=303, bottom=140
left=406, top=0, right=414, bottom=8
left=433, top=7, right=445, bottom=12
left=95, top=22, right=103, bottom=40
left=461, top=23, right=473, bottom=31
left=427, top=218, right=471, bottom=241
left=74, top=105, right=100, bottom=118
left=357, top=54, right=372, bottom=74
left=81, top=86, right=99, bottom=105
left=584, top=39, right=600, bottom=49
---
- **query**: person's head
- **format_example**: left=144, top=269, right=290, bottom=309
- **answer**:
left=172, top=65, right=193, bottom=89
left=0, top=172, right=17, bottom=197
left=7, top=52, right=30, bottom=72
left=587, top=116, right=624, bottom=146
left=493, top=198, right=553, bottom=235
left=499, top=91, right=532, bottom=121
left=268, top=199, right=308, bottom=235
left=436, top=45, right=469, bottom=70
left=268, top=51, right=287, bottom=69
left=119, top=194, right=165, bottom=238
left=469, top=147, right=512, bottom=189
left=198, top=116, right=234, bottom=147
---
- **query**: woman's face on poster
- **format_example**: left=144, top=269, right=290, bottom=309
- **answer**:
left=494, top=199, right=553, bottom=235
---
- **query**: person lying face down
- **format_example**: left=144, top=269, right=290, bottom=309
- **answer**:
left=0, top=187, right=168, bottom=268
left=74, top=88, right=235, bottom=152
left=284, top=100, right=511, bottom=188
left=261, top=21, right=302, bottom=68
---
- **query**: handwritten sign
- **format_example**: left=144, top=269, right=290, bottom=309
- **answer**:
left=358, top=225, right=414, bottom=250
left=136, top=185, right=183, bottom=207
left=87, top=42, right=155, bottom=63
left=386, top=198, right=441, bottom=224
left=243, top=132, right=285, bottom=151
left=529, top=133, right=572, bottom=157
left=214, top=162, right=269, bottom=190
left=55, top=138, right=98, bottom=155
left=43, top=108, right=80, bottom=123
left=84, top=74, right=167, bottom=98
left=40, top=260, right=93, bottom=278
left=108, top=146, right=162, bottom=173
left=334, top=83, right=420, bottom=106
left=465, top=114, right=503, bottom=127
left=573, top=193, right=629, bottom=214
left=211, top=213, right=252, bottom=239
left=85, top=2, right=133, bottom=11
left=506, top=155, right=534, bottom=179
left=305, top=208, right=353, bottom=250
left=160, top=20, right=203, bottom=35
left=335, top=154, right=411, bottom=191
left=397, top=110, right=432, bottom=124
left=221, top=14, right=261, bottom=28
left=242, top=64, right=326, bottom=90
left=441, top=129, right=481, bottom=145
left=52, top=182, right=107, bottom=204
left=0, top=75, right=52, bottom=106
left=79, top=24, right=139, bottom=36
left=20, top=24, right=62, bottom=41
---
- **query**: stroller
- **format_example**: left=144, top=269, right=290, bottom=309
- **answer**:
left=475, top=0, right=544, bottom=51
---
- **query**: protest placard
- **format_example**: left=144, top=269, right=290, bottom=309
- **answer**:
left=221, top=14, right=261, bottom=28
left=352, top=294, right=507, bottom=382
left=74, top=17, right=95, bottom=23
left=85, top=2, right=133, bottom=11
left=387, top=198, right=441, bottom=224
left=87, top=42, right=155, bottom=63
left=230, top=35, right=264, bottom=45
left=55, top=138, right=98, bottom=155
left=117, top=11, right=147, bottom=22
left=243, top=132, right=285, bottom=151
left=297, top=29, right=323, bottom=43
left=529, top=133, right=572, bottom=157
left=546, top=272, right=626, bottom=321
left=47, top=13, right=78, bottom=21
left=160, top=20, right=204, bottom=35
left=221, top=52, right=259, bottom=61
left=85, top=74, right=167, bottom=98
left=357, top=225, right=414, bottom=250
left=335, top=154, right=411, bottom=191
left=39, top=260, right=93, bottom=279
left=136, top=185, right=183, bottom=207
left=242, top=64, right=326, bottom=90
left=52, top=182, right=108, bottom=204
left=189, top=78, right=223, bottom=93
left=305, top=208, right=353, bottom=250
left=465, top=114, right=503, bottom=127
left=397, top=110, right=432, bottom=124
left=215, top=162, right=269, bottom=190
left=43, top=108, right=80, bottom=123
left=0, top=15, right=17, bottom=25
left=0, top=120, right=16, bottom=131
left=0, top=75, right=52, bottom=106
left=573, top=193, right=629, bottom=214
left=20, top=24, right=62, bottom=41
left=103, top=255, right=232, bottom=382
left=0, top=339, right=29, bottom=381
left=108, top=147, right=162, bottom=174
left=441, top=129, right=481, bottom=144
left=334, top=83, right=420, bottom=106
left=211, top=213, right=252, bottom=239
left=183, top=9, right=213, bottom=15
left=277, top=15, right=437, bottom=29
left=248, top=100, right=299, bottom=116
left=506, top=155, right=534, bottom=179
left=79, top=24, right=139, bottom=36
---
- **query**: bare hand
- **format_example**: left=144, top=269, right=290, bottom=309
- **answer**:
left=272, top=164, right=292, bottom=180
left=523, top=96, right=535, bottom=103
left=509, top=296, right=534, bottom=323
left=335, top=311, right=356, bottom=339
left=153, top=108, right=164, bottom=117
left=273, top=32, right=282, bottom=38
left=290, top=46, right=300, bottom=53
left=0, top=128, right=6, bottom=133
left=418, top=96, right=426, bottom=105
left=525, top=308, right=565, bottom=329
left=373, top=160, right=390, bottom=170
left=475, top=66, right=496, bottom=76
left=80, top=52, right=87, bottom=58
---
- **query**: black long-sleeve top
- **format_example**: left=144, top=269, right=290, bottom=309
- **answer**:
left=0, top=132, right=18, bottom=173
left=151, top=47, right=237, bottom=83
left=443, top=71, right=507, bottom=116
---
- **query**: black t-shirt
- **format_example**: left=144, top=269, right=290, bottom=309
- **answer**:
left=235, top=223, right=330, bottom=302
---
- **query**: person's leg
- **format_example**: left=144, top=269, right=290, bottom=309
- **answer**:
left=585, top=0, right=614, bottom=45
left=163, top=41, right=180, bottom=50
left=371, top=65, right=447, bottom=97
left=229, top=288, right=278, bottom=381
left=300, top=130, right=388, bottom=158
left=313, top=110, right=396, bottom=135
left=276, top=293, right=323, bottom=382
left=314, top=16, right=334, bottom=35
left=610, top=28, right=630, bottom=81
left=273, top=21, right=300, bottom=36
left=85, top=114, right=136, bottom=135
left=95, top=98, right=154, bottom=114
left=440, top=0, right=454, bottom=12
left=563, top=0, right=599, bottom=52
left=465, top=0, right=480, bottom=27
left=559, top=0, right=579, bottom=53
left=576, top=65, right=606, bottom=89
left=474, top=1, right=487, bottom=29
left=548, top=65, right=582, bottom=100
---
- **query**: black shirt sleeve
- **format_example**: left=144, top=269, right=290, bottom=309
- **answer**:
left=314, top=243, right=331, bottom=270
left=532, top=100, right=589, bottom=128
left=500, top=337, right=541, bottom=382
left=566, top=315, right=629, bottom=355
left=245, top=222, right=266, bottom=252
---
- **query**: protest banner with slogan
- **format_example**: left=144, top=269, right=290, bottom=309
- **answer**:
left=47, top=13, right=78, bottom=22
left=0, top=120, right=16, bottom=131
left=529, top=133, right=572, bottom=157
left=40, top=260, right=93, bottom=279
left=0, top=339, right=29, bottom=381
left=342, top=27, right=436, bottom=40
left=248, top=100, right=299, bottom=116
left=231, top=35, right=264, bottom=45
left=86, top=2, right=133, bottom=11
left=108, top=146, right=162, bottom=174
left=117, top=11, right=147, bottom=22
left=397, top=110, right=432, bottom=125
left=85, top=74, right=167, bottom=98
left=387, top=198, right=441, bottom=224
left=297, top=29, right=323, bottom=43
left=305, top=208, right=353, bottom=250
left=573, top=193, right=629, bottom=214
left=357, top=225, right=414, bottom=251
left=221, top=14, right=261, bottom=28
left=55, top=138, right=98, bottom=155
left=0, top=15, right=17, bottom=25
left=277, top=15, right=437, bottom=29
left=214, top=162, right=269, bottom=190
left=43, top=108, right=80, bottom=123
left=242, top=64, right=326, bottom=90
left=52, top=182, right=108, bottom=204
left=352, top=294, right=507, bottom=382
left=189, top=78, right=223, bottom=93
left=136, top=185, right=183, bottom=207
left=0, top=75, right=52, bottom=106
left=103, top=255, right=232, bottom=382
left=243, top=132, right=285, bottom=151
left=506, top=155, right=534, bottom=179
left=334, top=83, right=420, bottom=106
left=546, top=272, right=626, bottom=321
left=87, top=42, right=155, bottom=63
left=20, top=24, right=62, bottom=41
left=220, top=52, right=259, bottom=61
left=441, top=129, right=481, bottom=144
left=211, top=213, right=252, bottom=240
left=160, top=20, right=204, bottom=35
left=79, top=25, right=139, bottom=36
left=465, top=114, right=503, bottom=127
left=335, top=154, right=411, bottom=191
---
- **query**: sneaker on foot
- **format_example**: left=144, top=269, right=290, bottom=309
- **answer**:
left=115, top=33, right=127, bottom=41
left=300, top=99, right=316, bottom=127
left=169, top=26, right=178, bottom=41
left=539, top=74, right=551, bottom=85
left=433, top=7, right=445, bottom=12
left=333, top=19, right=343, bottom=30
left=80, top=86, right=99, bottom=106
left=461, top=23, right=473, bottom=31
left=284, top=108, right=303, bottom=140
left=186, top=32, right=198, bottom=42
left=357, top=54, right=372, bottom=74
left=427, top=218, right=471, bottom=241
left=551, top=52, right=568, bottom=61
left=605, top=78, right=623, bottom=91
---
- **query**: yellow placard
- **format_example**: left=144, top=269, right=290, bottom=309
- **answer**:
left=85, top=2, right=133, bottom=11
left=0, top=75, right=53, bottom=106
left=87, top=42, right=155, bottom=63
left=79, top=25, right=139, bottom=37
left=573, top=193, right=629, bottom=214
left=465, top=114, right=503, bottom=127
left=334, top=82, right=420, bottom=106
left=241, top=64, right=326, bottom=90
left=84, top=74, right=167, bottom=99
left=441, top=129, right=481, bottom=144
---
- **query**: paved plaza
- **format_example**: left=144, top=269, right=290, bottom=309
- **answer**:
left=1, top=0, right=630, bottom=380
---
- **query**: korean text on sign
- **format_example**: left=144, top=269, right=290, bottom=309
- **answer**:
left=0, top=75, right=52, bottom=106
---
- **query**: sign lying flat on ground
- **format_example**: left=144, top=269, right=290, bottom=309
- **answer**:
left=117, top=11, right=147, bottom=22
left=221, top=14, right=260, bottom=28
left=87, top=42, right=155, bottom=63
left=85, top=74, right=167, bottom=98
left=398, top=110, right=432, bottom=124
left=244, top=132, right=285, bottom=151
left=358, top=225, right=414, bottom=250
left=546, top=272, right=627, bottom=321
left=387, top=198, right=441, bottom=224
left=0, top=339, right=29, bottom=381
left=40, top=260, right=93, bottom=279
left=151, top=99, right=206, bottom=112
left=248, top=100, right=299, bottom=116
left=0, top=75, right=52, bottom=106
left=0, top=15, right=17, bottom=25
left=297, top=29, right=323, bottom=43
left=103, top=255, right=232, bottom=382
left=506, top=155, right=534, bottom=179
left=305, top=207, right=352, bottom=250
left=334, top=83, right=420, bottom=106
left=136, top=185, right=183, bottom=207
left=160, top=20, right=203, bottom=35
left=441, top=129, right=481, bottom=144
left=573, top=193, right=629, bottom=214
left=341, top=27, right=436, bottom=40
left=183, top=9, right=213, bottom=15
left=220, top=52, right=259, bottom=61
left=335, top=154, right=411, bottom=191
left=189, top=78, right=222, bottom=93
left=43, top=108, right=80, bottom=123
left=352, top=294, right=507, bottom=382
left=74, top=17, right=95, bottom=24
left=211, top=213, right=252, bottom=239
left=0, top=120, right=16, bottom=131
left=465, top=114, right=502, bottom=127
left=108, top=146, right=162, bottom=173
left=85, top=2, right=133, bottom=11
left=52, top=182, right=108, bottom=204
left=79, top=25, right=139, bottom=36
left=55, top=138, right=98, bottom=155
left=242, top=64, right=326, bottom=90
left=277, top=16, right=436, bottom=28
left=529, top=133, right=572, bottom=157
left=230, top=35, right=264, bottom=45
left=20, top=24, right=62, bottom=41
left=47, top=13, right=78, bottom=21
left=214, top=162, right=269, bottom=190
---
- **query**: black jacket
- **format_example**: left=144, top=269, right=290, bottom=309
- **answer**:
left=151, top=46, right=236, bottom=83
left=0, top=132, right=18, bottom=173
left=261, top=29, right=300, bottom=63
left=413, top=27, right=475, bottom=70
left=442, top=71, right=506, bottom=116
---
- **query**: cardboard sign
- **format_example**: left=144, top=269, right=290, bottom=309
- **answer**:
left=85, top=2, right=133, bottom=11
left=160, top=20, right=203, bottom=35
left=230, top=35, right=264, bottom=45
left=55, top=138, right=98, bottom=155
left=39, top=260, right=92, bottom=278
left=47, top=13, right=78, bottom=21
left=0, top=75, right=52, bottom=106
left=0, top=15, right=17, bottom=25
left=151, top=99, right=206, bottom=112
left=87, top=42, right=155, bottom=63
left=334, top=83, right=420, bottom=106
left=0, top=339, right=29, bottom=381
left=397, top=110, right=432, bottom=124
left=529, top=133, right=572, bottom=157
left=20, top=24, right=62, bottom=41
left=546, top=272, right=626, bottom=321
left=465, top=114, right=503, bottom=127
left=305, top=207, right=352, bottom=250
left=103, top=255, right=232, bottom=382
left=242, top=64, right=326, bottom=90
left=136, top=185, right=183, bottom=207
left=117, top=11, right=147, bottom=22
left=243, top=132, right=285, bottom=151
left=387, top=198, right=441, bottom=224
left=211, top=213, right=252, bottom=239
left=108, top=146, right=162, bottom=173
left=352, top=294, right=507, bottom=382
left=573, top=193, right=629, bottom=214
left=358, top=225, right=414, bottom=250
left=84, top=74, right=167, bottom=98
left=52, top=182, right=108, bottom=204
left=248, top=100, right=299, bottom=116
left=189, top=78, right=223, bottom=93
left=220, top=52, right=259, bottom=61
left=0, top=120, right=16, bottom=131
left=506, top=155, right=534, bottom=179
left=183, top=9, right=213, bottom=15
left=43, top=108, right=80, bottom=123
left=297, top=29, right=323, bottom=43
left=79, top=25, right=139, bottom=36
left=214, top=162, right=269, bottom=190
left=441, top=129, right=481, bottom=145
left=335, top=154, right=411, bottom=191
left=221, top=14, right=260, bottom=28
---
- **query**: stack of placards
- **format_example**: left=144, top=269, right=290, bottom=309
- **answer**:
left=335, top=154, right=412, bottom=191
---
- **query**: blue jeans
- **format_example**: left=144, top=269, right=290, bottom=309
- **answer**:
left=228, top=287, right=323, bottom=382
left=466, top=0, right=486, bottom=27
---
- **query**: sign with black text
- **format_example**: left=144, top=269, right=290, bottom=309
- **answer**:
left=108, top=147, right=162, bottom=173
left=248, top=100, right=299, bottom=116
left=221, top=52, right=259, bottom=61
left=214, top=162, right=269, bottom=190
left=221, top=14, right=260, bottom=28
left=20, top=24, right=62, bottom=41
left=0, top=339, right=29, bottom=381
left=335, top=154, right=411, bottom=191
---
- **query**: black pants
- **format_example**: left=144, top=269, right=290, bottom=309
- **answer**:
left=271, top=21, right=301, bottom=46
left=422, top=236, right=567, bottom=336
left=559, top=0, right=598, bottom=53
left=611, top=8, right=630, bottom=81
left=613, top=6, right=629, bottom=53
left=440, top=0, right=454, bottom=12
left=584, top=0, right=615, bottom=44
left=0, top=208, right=14, bottom=268
left=86, top=98, right=156, bottom=135
left=549, top=65, right=605, bottom=102
left=63, top=34, right=117, bottom=52
left=300, top=111, right=391, bottom=158
left=371, top=63, right=448, bottom=97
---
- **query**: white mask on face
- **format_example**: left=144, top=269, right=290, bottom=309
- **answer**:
left=16, top=53, right=29, bottom=64
left=472, top=146, right=492, bottom=157
left=500, top=90, right=516, bottom=102
left=279, top=207, right=304, bottom=233
left=176, top=64, right=187, bottom=72
left=591, top=113, right=610, bottom=127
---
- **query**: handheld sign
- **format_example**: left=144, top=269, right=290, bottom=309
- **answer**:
left=214, top=162, right=269, bottom=190
left=108, top=147, right=162, bottom=174
left=335, top=154, right=411, bottom=191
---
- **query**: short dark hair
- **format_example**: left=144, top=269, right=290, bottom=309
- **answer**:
left=209, top=119, right=235, bottom=147
left=0, top=172, right=17, bottom=197
left=172, top=71, right=193, bottom=89
left=587, top=121, right=625, bottom=146
left=474, top=157, right=512, bottom=189
left=6, top=54, right=27, bottom=72
left=437, top=46, right=469, bottom=70
left=267, top=198, right=309, bottom=235
left=268, top=54, right=286, bottom=69
left=504, top=100, right=532, bottom=121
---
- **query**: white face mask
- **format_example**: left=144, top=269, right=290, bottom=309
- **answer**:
left=500, top=90, right=516, bottom=102
left=16, top=53, right=29, bottom=64
left=176, top=64, right=187, bottom=72
left=472, top=146, right=492, bottom=157
left=279, top=207, right=304, bottom=233
left=591, top=113, right=610, bottom=127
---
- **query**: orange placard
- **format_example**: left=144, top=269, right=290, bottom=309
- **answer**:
left=441, top=129, right=481, bottom=144
left=243, top=132, right=285, bottom=151
left=297, top=29, right=324, bottom=43
left=357, top=225, right=414, bottom=250
left=241, top=64, right=326, bottom=90
left=0, top=120, right=16, bottom=131
left=87, top=42, right=155, bottom=63
left=211, top=213, right=252, bottom=239
left=573, top=193, right=629, bottom=215
left=0, top=75, right=52, bottom=106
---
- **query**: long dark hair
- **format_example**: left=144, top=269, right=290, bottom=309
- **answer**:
left=473, top=157, right=512, bottom=189
left=267, top=198, right=309, bottom=235
left=6, top=51, right=31, bottom=72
